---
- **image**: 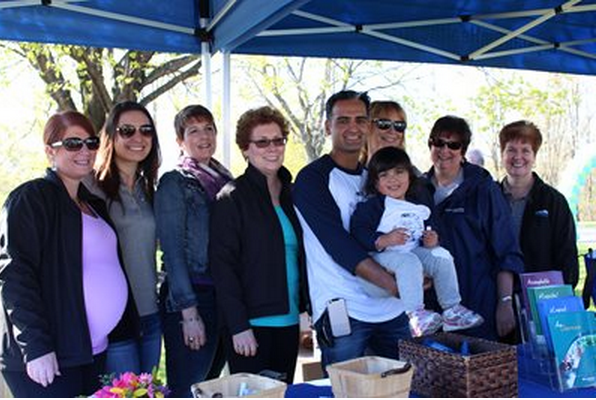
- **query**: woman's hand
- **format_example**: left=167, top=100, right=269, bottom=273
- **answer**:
left=233, top=329, right=258, bottom=357
left=496, top=301, right=515, bottom=337
left=26, top=352, right=60, bottom=387
left=422, top=228, right=439, bottom=248
left=181, top=307, right=207, bottom=351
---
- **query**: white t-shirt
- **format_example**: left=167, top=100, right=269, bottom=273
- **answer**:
left=377, top=197, right=431, bottom=252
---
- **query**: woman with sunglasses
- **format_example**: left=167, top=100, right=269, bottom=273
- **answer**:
left=209, top=106, right=309, bottom=383
left=91, top=101, right=162, bottom=376
left=154, top=105, right=232, bottom=397
left=420, top=115, right=524, bottom=341
left=498, top=121, right=578, bottom=287
left=0, top=111, right=137, bottom=397
left=364, top=101, right=408, bottom=164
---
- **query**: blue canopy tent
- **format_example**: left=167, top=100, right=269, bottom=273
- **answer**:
left=1, top=0, right=595, bottom=163
left=1, top=0, right=595, bottom=74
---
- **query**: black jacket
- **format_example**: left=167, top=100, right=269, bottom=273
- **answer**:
left=209, top=164, right=309, bottom=335
left=0, top=170, right=139, bottom=371
left=500, top=172, right=579, bottom=287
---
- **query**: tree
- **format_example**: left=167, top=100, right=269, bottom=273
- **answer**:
left=470, top=71, right=590, bottom=186
left=1, top=43, right=202, bottom=130
left=237, top=56, right=414, bottom=162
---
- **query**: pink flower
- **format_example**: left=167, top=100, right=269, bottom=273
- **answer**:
left=92, top=371, right=169, bottom=398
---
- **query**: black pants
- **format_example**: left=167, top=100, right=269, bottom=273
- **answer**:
left=2, top=352, right=105, bottom=398
left=225, top=324, right=299, bottom=384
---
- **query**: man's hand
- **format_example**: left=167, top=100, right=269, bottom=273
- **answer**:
left=496, top=301, right=515, bottom=337
left=355, top=258, right=399, bottom=297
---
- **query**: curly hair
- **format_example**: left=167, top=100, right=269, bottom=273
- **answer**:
left=236, top=106, right=290, bottom=151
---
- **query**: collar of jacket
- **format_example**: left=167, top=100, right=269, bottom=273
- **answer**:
left=499, top=171, right=544, bottom=205
left=44, top=168, right=101, bottom=205
left=244, top=162, right=293, bottom=190
left=424, top=162, right=491, bottom=198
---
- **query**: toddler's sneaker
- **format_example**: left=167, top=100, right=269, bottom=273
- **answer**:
left=407, top=309, right=442, bottom=337
left=442, top=304, right=484, bottom=332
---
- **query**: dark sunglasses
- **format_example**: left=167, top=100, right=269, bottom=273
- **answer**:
left=373, top=119, right=407, bottom=132
left=429, top=138, right=463, bottom=150
left=249, top=137, right=288, bottom=149
left=116, top=124, right=155, bottom=138
left=50, top=136, right=100, bottom=152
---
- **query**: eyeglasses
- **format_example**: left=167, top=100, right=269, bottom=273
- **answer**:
left=373, top=119, right=407, bottom=132
left=50, top=136, right=100, bottom=152
left=116, top=124, right=155, bottom=138
left=429, top=138, right=463, bottom=150
left=249, top=137, right=288, bottom=148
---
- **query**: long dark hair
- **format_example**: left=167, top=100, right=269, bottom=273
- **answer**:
left=95, top=101, right=161, bottom=202
left=365, top=146, right=416, bottom=196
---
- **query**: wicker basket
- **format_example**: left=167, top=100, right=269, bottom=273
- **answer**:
left=190, top=373, right=287, bottom=398
left=326, top=356, right=414, bottom=398
left=398, top=332, right=518, bottom=398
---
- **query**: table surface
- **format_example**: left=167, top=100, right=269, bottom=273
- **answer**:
left=286, top=346, right=596, bottom=398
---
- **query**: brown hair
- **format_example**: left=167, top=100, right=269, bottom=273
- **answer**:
left=174, top=104, right=216, bottom=142
left=95, top=101, right=161, bottom=202
left=428, top=115, right=472, bottom=154
left=499, top=120, right=542, bottom=153
left=43, top=110, right=96, bottom=145
left=236, top=106, right=289, bottom=151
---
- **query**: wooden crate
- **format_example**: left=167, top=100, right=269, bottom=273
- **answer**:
left=326, top=356, right=414, bottom=398
left=191, top=373, right=286, bottom=398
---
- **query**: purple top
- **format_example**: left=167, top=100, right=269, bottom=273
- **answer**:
left=82, top=212, right=128, bottom=355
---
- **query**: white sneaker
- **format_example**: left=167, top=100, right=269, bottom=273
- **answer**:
left=407, top=309, right=443, bottom=337
left=442, top=304, right=484, bottom=332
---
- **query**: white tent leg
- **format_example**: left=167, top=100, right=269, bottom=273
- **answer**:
left=201, top=17, right=212, bottom=109
left=222, top=51, right=231, bottom=169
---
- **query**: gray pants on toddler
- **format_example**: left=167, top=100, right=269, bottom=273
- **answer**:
left=358, top=246, right=461, bottom=312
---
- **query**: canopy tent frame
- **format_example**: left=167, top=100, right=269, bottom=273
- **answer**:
left=2, top=0, right=596, bottom=167
left=250, top=1, right=596, bottom=63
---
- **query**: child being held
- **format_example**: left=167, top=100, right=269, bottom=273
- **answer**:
left=350, top=147, right=483, bottom=336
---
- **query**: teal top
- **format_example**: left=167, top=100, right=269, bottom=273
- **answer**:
left=250, top=206, right=300, bottom=327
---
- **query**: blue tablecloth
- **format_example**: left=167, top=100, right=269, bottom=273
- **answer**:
left=286, top=345, right=596, bottom=398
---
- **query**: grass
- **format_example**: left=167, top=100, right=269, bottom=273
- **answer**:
left=576, top=243, right=595, bottom=310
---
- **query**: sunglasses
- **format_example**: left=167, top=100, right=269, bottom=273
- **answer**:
left=116, top=124, right=155, bottom=138
left=373, top=119, right=407, bottom=132
left=429, top=138, right=463, bottom=150
left=249, top=137, right=288, bottom=149
left=50, top=136, right=100, bottom=152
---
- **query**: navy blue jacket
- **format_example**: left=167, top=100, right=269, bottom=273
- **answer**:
left=422, top=163, right=524, bottom=339
left=350, top=194, right=436, bottom=252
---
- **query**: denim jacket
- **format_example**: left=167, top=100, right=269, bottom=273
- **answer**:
left=155, top=169, right=211, bottom=313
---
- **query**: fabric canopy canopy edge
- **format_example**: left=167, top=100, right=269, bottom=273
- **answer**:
left=0, top=0, right=595, bottom=74
left=216, top=0, right=596, bottom=76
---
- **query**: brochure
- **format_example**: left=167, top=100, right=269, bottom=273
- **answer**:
left=548, top=311, right=596, bottom=390
left=527, top=284, right=573, bottom=335
left=520, top=271, right=564, bottom=314
left=537, top=296, right=583, bottom=352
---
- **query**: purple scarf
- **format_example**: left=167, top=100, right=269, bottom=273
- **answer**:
left=177, top=156, right=233, bottom=201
